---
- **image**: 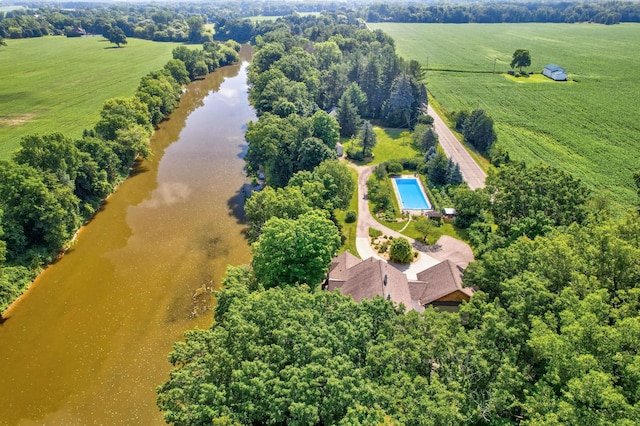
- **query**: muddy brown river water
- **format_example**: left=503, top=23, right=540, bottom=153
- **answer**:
left=0, top=47, right=254, bottom=425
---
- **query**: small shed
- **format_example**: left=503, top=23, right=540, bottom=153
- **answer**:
left=443, top=208, right=457, bottom=219
left=336, top=142, right=344, bottom=157
left=543, top=64, right=567, bottom=81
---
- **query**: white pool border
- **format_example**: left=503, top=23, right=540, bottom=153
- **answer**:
left=391, top=175, right=433, bottom=214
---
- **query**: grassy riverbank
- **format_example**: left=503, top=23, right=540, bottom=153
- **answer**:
left=372, top=23, right=640, bottom=210
left=0, top=36, right=183, bottom=159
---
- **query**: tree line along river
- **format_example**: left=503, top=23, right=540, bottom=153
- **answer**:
left=0, top=46, right=254, bottom=425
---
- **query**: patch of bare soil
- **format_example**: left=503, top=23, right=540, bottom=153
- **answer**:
left=0, top=113, right=36, bottom=126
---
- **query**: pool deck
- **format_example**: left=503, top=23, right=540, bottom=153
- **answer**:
left=391, top=175, right=433, bottom=216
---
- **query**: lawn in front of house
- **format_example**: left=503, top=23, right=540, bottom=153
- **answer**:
left=342, top=126, right=421, bottom=165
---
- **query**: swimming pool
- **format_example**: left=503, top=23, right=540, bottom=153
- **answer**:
left=392, top=177, right=432, bottom=210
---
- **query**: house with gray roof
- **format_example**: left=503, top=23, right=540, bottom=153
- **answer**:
left=326, top=252, right=474, bottom=312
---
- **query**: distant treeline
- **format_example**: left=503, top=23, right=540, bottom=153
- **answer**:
left=2, top=1, right=639, bottom=42
left=0, top=39, right=241, bottom=313
left=363, top=1, right=640, bottom=24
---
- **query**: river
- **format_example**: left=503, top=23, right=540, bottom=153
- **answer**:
left=0, top=47, right=254, bottom=425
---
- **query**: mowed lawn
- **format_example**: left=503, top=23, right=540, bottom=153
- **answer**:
left=371, top=23, right=640, bottom=210
left=0, top=36, right=183, bottom=159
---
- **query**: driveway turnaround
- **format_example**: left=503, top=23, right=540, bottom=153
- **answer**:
left=351, top=165, right=474, bottom=280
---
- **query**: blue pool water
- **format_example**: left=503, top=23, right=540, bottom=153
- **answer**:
left=393, top=178, right=431, bottom=210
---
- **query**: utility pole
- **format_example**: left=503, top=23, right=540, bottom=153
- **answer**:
left=426, top=56, right=428, bottom=75
left=493, top=58, right=497, bottom=74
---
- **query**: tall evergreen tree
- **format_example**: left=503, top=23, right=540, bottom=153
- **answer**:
left=337, top=93, right=360, bottom=138
left=358, top=120, right=376, bottom=157
left=384, top=74, right=425, bottom=129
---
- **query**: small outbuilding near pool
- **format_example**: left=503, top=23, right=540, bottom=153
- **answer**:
left=543, top=64, right=567, bottom=81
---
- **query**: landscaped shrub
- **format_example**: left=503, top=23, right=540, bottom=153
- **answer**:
left=373, top=164, right=387, bottom=180
left=389, top=237, right=414, bottom=263
left=381, top=210, right=396, bottom=222
left=387, top=161, right=403, bottom=174
left=346, top=147, right=364, bottom=161
left=400, top=157, right=420, bottom=171
left=345, top=210, right=357, bottom=223
left=369, top=228, right=382, bottom=238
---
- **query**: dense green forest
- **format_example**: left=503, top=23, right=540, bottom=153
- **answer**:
left=0, top=39, right=241, bottom=312
left=157, top=13, right=640, bottom=425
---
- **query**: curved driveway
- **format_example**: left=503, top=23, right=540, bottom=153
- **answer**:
left=427, top=104, right=486, bottom=190
left=352, top=165, right=474, bottom=279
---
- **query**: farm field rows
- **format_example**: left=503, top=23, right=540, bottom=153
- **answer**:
left=371, top=23, right=640, bottom=210
left=0, top=36, right=183, bottom=159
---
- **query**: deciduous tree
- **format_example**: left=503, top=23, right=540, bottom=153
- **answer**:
left=186, top=15, right=204, bottom=43
left=251, top=210, right=341, bottom=288
left=463, top=109, right=496, bottom=154
left=414, top=216, right=433, bottom=242
left=312, top=160, right=355, bottom=210
left=510, top=49, right=531, bottom=73
left=487, top=162, right=589, bottom=239
left=244, top=185, right=312, bottom=242
left=296, top=137, right=337, bottom=172
left=0, top=161, right=81, bottom=260
left=310, top=110, right=340, bottom=149
left=105, top=25, right=127, bottom=47
left=389, top=237, right=414, bottom=263
left=94, top=97, right=152, bottom=141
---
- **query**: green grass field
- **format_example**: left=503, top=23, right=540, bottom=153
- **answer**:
left=0, top=36, right=183, bottom=159
left=342, top=127, right=420, bottom=165
left=371, top=23, right=640, bottom=210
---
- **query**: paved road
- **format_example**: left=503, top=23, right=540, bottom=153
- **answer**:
left=427, top=104, right=487, bottom=189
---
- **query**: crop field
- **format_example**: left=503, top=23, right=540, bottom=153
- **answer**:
left=371, top=23, right=640, bottom=210
left=0, top=36, right=183, bottom=159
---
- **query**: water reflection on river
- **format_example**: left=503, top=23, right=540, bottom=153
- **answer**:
left=0, top=47, right=254, bottom=425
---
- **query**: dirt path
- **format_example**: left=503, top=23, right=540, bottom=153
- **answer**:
left=427, top=104, right=486, bottom=190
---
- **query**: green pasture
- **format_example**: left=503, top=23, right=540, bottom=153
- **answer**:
left=371, top=22, right=640, bottom=210
left=343, top=127, right=420, bottom=165
left=0, top=36, right=183, bottom=159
